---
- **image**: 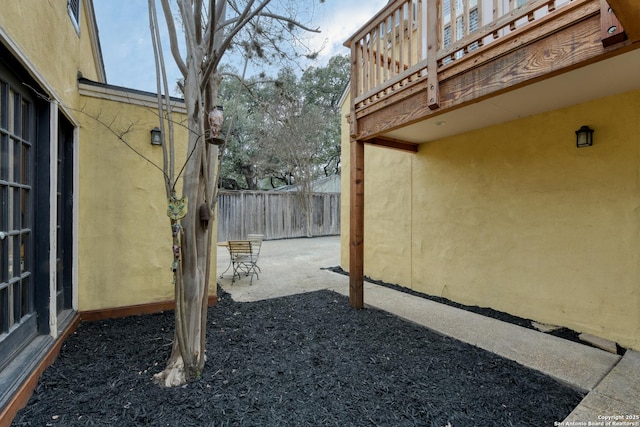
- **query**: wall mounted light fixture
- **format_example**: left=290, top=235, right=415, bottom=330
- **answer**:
left=575, top=125, right=594, bottom=148
left=150, top=127, right=162, bottom=145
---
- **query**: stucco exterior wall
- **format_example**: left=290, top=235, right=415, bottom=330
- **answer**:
left=76, top=94, right=218, bottom=311
left=340, top=98, right=414, bottom=286
left=340, top=99, right=351, bottom=268
left=0, top=1, right=103, bottom=107
left=342, top=88, right=640, bottom=351
left=1, top=1, right=219, bottom=312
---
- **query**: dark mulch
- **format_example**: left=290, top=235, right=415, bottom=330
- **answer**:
left=12, top=287, right=584, bottom=427
left=324, top=266, right=626, bottom=355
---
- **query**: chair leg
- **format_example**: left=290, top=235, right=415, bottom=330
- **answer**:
left=248, top=265, right=258, bottom=285
left=231, top=260, right=242, bottom=284
left=220, top=260, right=232, bottom=278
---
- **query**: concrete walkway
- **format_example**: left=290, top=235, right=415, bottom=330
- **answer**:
left=217, top=236, right=640, bottom=425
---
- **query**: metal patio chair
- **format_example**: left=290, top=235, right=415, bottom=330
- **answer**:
left=227, top=240, right=259, bottom=284
left=246, top=234, right=264, bottom=274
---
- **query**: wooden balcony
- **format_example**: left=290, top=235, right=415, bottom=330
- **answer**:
left=344, top=0, right=640, bottom=150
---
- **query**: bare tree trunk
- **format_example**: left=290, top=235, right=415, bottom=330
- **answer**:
left=150, top=0, right=320, bottom=387
left=154, top=60, right=219, bottom=384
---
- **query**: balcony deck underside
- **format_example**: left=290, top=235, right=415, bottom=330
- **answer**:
left=354, top=10, right=640, bottom=147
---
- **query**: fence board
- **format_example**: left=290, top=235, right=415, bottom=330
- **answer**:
left=217, top=191, right=341, bottom=241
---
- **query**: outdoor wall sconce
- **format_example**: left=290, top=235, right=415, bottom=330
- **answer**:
left=575, top=125, right=594, bottom=148
left=150, top=127, right=162, bottom=146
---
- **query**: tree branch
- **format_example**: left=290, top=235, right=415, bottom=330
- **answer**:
left=258, top=12, right=320, bottom=34
left=200, top=0, right=267, bottom=90
left=160, top=0, right=188, bottom=76
left=177, top=0, right=201, bottom=65
left=194, top=0, right=203, bottom=44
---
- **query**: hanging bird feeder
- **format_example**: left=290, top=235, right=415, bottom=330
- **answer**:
left=208, top=105, right=225, bottom=145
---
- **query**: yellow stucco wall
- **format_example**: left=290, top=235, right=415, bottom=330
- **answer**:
left=340, top=98, right=414, bottom=286
left=342, top=88, right=640, bottom=351
left=73, top=95, right=220, bottom=311
left=2, top=1, right=219, bottom=312
left=0, top=1, right=103, bottom=106
left=340, top=100, right=350, bottom=268
left=77, top=95, right=218, bottom=311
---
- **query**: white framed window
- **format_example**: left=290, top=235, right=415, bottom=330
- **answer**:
left=509, top=0, right=528, bottom=10
left=442, top=0, right=481, bottom=60
left=68, top=0, right=81, bottom=34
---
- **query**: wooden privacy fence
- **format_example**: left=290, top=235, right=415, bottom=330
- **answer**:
left=217, top=191, right=341, bottom=241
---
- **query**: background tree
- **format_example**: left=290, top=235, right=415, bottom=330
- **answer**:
left=217, top=69, right=265, bottom=190
left=149, top=0, right=322, bottom=387
left=299, top=54, right=350, bottom=176
left=217, top=55, right=350, bottom=191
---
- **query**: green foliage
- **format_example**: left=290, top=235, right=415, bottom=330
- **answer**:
left=218, top=55, right=350, bottom=190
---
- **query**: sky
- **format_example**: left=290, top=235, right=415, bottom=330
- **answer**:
left=93, top=1, right=387, bottom=94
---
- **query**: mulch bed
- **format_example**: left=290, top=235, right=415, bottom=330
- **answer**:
left=324, top=266, right=626, bottom=355
left=12, top=286, right=583, bottom=427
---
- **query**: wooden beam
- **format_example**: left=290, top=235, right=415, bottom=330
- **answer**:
left=426, top=0, right=440, bottom=110
left=601, top=0, right=627, bottom=47
left=349, top=138, right=364, bottom=309
left=352, top=0, right=603, bottom=133
left=349, top=43, right=359, bottom=138
left=367, top=137, right=418, bottom=153
left=606, top=0, right=640, bottom=42
left=354, top=8, right=637, bottom=140
left=80, top=296, right=218, bottom=322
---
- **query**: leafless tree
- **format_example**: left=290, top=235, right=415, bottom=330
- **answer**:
left=148, top=0, right=321, bottom=387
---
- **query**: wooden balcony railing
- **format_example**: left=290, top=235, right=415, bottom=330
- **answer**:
left=345, top=0, right=610, bottom=131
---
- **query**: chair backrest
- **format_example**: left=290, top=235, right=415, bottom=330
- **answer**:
left=227, top=240, right=252, bottom=257
left=247, top=234, right=264, bottom=255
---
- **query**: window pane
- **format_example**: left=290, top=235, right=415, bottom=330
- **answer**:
left=0, top=82, right=5, bottom=130
left=7, top=235, right=12, bottom=279
left=8, top=89, right=14, bottom=134
left=21, top=99, right=29, bottom=140
left=0, top=286, right=8, bottom=334
left=21, top=143, right=30, bottom=186
left=0, top=134, right=7, bottom=180
left=20, top=233, right=28, bottom=274
left=13, top=138, right=21, bottom=183
left=456, top=16, right=465, bottom=41
left=21, top=275, right=32, bottom=314
left=13, top=187, right=21, bottom=230
left=0, top=185, right=6, bottom=230
left=7, top=180, right=12, bottom=232
left=0, top=237, right=6, bottom=283
left=0, top=185, right=6, bottom=284
left=470, top=8, right=479, bottom=33
left=12, top=92, right=20, bottom=137
left=12, top=235, right=19, bottom=279
left=68, top=0, right=81, bottom=26
left=21, top=188, right=30, bottom=231
left=7, top=139, right=13, bottom=189
left=512, top=0, right=527, bottom=9
left=444, top=25, right=452, bottom=48
left=12, top=281, right=21, bottom=323
left=443, top=0, right=451, bottom=25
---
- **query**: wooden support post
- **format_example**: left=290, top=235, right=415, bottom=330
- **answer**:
left=426, top=0, right=440, bottom=110
left=349, top=137, right=365, bottom=309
